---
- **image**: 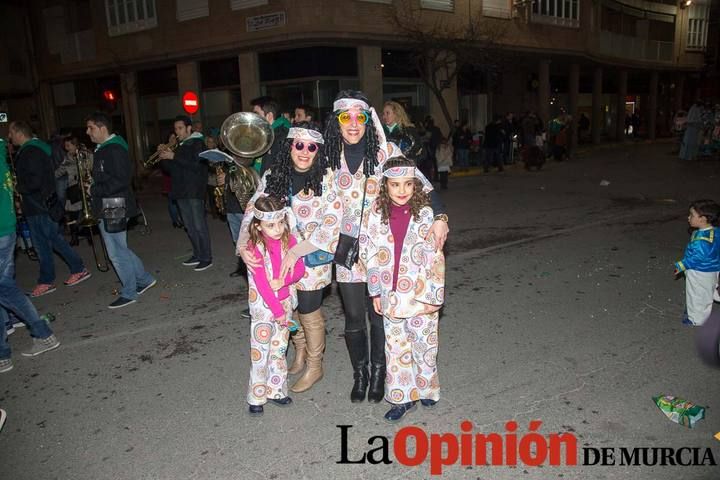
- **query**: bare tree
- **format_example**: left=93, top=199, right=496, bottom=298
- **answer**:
left=388, top=0, right=507, bottom=132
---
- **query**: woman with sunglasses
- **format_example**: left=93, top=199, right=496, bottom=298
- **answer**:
left=237, top=122, right=333, bottom=393
left=279, top=90, right=449, bottom=405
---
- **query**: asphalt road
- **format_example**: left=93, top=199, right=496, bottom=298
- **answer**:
left=1, top=141, right=719, bottom=480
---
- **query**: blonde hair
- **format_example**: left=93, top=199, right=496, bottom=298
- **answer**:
left=383, top=101, right=414, bottom=128
left=248, top=196, right=290, bottom=251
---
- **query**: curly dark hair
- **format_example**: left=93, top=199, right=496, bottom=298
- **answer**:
left=324, top=90, right=381, bottom=177
left=689, top=199, right=720, bottom=227
left=376, top=156, right=430, bottom=225
left=265, top=121, right=327, bottom=201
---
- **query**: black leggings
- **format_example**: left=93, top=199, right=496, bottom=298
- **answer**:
left=297, top=289, right=324, bottom=314
left=338, top=282, right=384, bottom=364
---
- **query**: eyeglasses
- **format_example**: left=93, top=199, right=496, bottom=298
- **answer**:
left=336, top=110, right=370, bottom=126
left=293, top=141, right=318, bottom=153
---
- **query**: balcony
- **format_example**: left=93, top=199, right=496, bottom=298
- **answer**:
left=589, top=30, right=674, bottom=63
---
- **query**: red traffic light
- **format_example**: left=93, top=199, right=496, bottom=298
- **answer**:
left=182, top=91, right=200, bottom=115
left=103, top=90, right=116, bottom=102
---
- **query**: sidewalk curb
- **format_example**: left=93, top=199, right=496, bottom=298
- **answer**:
left=451, top=138, right=676, bottom=178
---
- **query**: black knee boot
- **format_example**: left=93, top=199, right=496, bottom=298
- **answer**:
left=367, top=312, right=386, bottom=403
left=345, top=329, right=369, bottom=403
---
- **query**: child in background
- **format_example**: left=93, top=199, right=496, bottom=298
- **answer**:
left=245, top=196, right=305, bottom=416
left=674, top=199, right=720, bottom=326
left=435, top=137, right=453, bottom=190
left=360, top=156, right=445, bottom=423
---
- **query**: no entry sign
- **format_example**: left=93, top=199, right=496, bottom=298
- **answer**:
left=182, top=91, right=200, bottom=115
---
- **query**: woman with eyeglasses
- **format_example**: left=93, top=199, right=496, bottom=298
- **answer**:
left=237, top=121, right=333, bottom=393
left=277, top=90, right=449, bottom=405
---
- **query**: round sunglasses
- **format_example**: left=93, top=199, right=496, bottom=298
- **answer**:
left=337, top=110, right=370, bottom=126
left=293, top=141, right=318, bottom=153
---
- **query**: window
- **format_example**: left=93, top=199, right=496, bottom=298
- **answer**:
left=230, top=0, right=268, bottom=10
left=105, top=0, right=157, bottom=36
left=177, top=0, right=209, bottom=22
left=482, top=0, right=510, bottom=19
left=531, top=0, right=579, bottom=28
left=687, top=3, right=709, bottom=50
left=420, top=0, right=454, bottom=12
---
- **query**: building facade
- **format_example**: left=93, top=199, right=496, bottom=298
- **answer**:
left=0, top=0, right=714, bottom=167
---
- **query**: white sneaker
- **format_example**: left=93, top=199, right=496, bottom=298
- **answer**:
left=0, top=408, right=6, bottom=433
left=21, top=335, right=60, bottom=357
left=0, top=358, right=13, bottom=373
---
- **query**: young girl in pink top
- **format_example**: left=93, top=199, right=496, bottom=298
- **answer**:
left=246, top=196, right=305, bottom=417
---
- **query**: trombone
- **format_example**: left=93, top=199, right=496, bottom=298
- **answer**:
left=75, top=150, right=110, bottom=272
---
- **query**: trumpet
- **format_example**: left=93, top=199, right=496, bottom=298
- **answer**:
left=75, top=150, right=110, bottom=272
left=143, top=142, right=177, bottom=169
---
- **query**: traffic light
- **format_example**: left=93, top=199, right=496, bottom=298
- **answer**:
left=102, top=89, right=118, bottom=111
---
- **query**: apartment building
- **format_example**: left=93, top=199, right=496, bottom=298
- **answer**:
left=0, top=0, right=714, bottom=165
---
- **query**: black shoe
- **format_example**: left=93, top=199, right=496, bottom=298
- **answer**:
left=182, top=257, right=200, bottom=266
left=229, top=261, right=247, bottom=278
left=240, top=308, right=251, bottom=319
left=420, top=399, right=438, bottom=409
left=384, top=402, right=417, bottom=423
left=367, top=364, right=385, bottom=403
left=136, top=279, right=158, bottom=295
left=267, top=397, right=293, bottom=407
left=350, top=367, right=368, bottom=403
left=194, top=261, right=213, bottom=272
left=345, top=329, right=369, bottom=403
left=172, top=222, right=184, bottom=229
left=248, top=404, right=264, bottom=417
left=108, top=297, right=137, bottom=309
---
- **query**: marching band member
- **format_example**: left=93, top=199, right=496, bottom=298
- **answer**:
left=160, top=115, right=212, bottom=271
left=86, top=112, right=156, bottom=309
left=8, top=121, right=90, bottom=298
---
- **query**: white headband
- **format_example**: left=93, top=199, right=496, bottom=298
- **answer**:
left=382, top=164, right=433, bottom=193
left=253, top=204, right=297, bottom=231
left=333, top=97, right=389, bottom=162
left=287, top=127, right=324, bottom=145
left=333, top=98, right=370, bottom=111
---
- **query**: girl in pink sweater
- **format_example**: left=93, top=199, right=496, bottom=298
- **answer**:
left=246, top=196, right=305, bottom=417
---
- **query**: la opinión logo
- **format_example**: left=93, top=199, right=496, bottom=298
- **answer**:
left=337, top=420, right=717, bottom=475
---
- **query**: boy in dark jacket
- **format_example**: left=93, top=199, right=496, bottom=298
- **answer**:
left=9, top=121, right=90, bottom=298
left=86, top=112, right=156, bottom=309
left=160, top=115, right=212, bottom=271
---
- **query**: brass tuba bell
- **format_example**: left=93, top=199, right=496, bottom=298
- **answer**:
left=220, top=112, right=274, bottom=159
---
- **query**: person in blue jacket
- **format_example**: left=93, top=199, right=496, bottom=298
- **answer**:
left=674, top=199, right=720, bottom=326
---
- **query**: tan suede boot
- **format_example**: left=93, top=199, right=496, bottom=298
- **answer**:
left=287, top=317, right=307, bottom=375
left=290, top=310, right=325, bottom=392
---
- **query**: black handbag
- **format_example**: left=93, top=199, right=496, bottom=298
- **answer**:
left=66, top=184, right=82, bottom=204
left=102, top=197, right=128, bottom=233
left=333, top=179, right=367, bottom=270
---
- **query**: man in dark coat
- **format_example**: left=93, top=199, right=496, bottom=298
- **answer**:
left=160, top=115, right=212, bottom=271
left=251, top=96, right=290, bottom=175
left=9, top=121, right=90, bottom=298
left=86, top=112, right=155, bottom=309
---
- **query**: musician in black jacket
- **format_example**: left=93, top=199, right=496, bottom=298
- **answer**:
left=86, top=112, right=156, bottom=309
left=251, top=97, right=290, bottom=175
left=160, top=115, right=212, bottom=271
left=9, top=121, right=90, bottom=298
